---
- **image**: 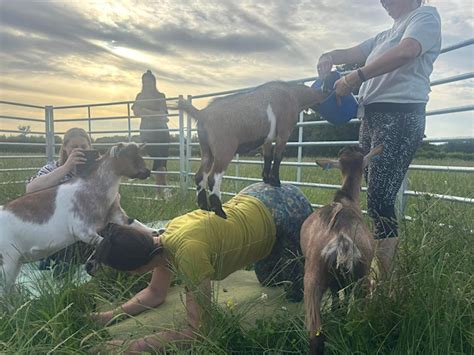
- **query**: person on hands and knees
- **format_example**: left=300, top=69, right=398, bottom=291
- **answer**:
left=89, top=182, right=313, bottom=352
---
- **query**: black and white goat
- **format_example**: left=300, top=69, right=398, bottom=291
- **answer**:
left=178, top=81, right=326, bottom=218
left=300, top=145, right=383, bottom=355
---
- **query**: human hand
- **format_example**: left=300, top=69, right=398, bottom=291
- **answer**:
left=317, top=53, right=334, bottom=80
left=334, top=71, right=361, bottom=106
left=63, top=148, right=87, bottom=173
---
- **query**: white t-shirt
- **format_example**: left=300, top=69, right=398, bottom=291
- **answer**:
left=358, top=6, right=441, bottom=105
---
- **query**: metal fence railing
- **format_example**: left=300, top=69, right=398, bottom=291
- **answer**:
left=1, top=39, right=473, bottom=215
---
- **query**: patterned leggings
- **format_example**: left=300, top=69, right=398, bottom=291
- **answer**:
left=240, top=182, right=313, bottom=301
left=359, top=106, right=426, bottom=239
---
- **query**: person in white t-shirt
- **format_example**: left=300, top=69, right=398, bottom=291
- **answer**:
left=317, top=0, right=441, bottom=275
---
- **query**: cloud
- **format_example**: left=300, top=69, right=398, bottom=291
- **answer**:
left=0, top=0, right=472, bottom=138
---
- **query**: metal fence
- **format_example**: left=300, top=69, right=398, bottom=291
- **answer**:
left=1, top=39, right=473, bottom=215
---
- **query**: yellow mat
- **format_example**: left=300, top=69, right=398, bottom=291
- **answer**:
left=107, top=270, right=303, bottom=339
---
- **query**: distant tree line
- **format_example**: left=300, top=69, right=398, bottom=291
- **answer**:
left=1, top=122, right=473, bottom=160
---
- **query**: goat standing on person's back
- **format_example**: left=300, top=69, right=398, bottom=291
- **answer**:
left=178, top=81, right=326, bottom=219
left=0, top=143, right=153, bottom=296
left=300, top=145, right=383, bottom=355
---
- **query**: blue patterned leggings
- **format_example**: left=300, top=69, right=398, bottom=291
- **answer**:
left=360, top=106, right=426, bottom=239
left=240, top=182, right=313, bottom=301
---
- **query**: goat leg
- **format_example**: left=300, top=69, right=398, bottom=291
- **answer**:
left=209, top=194, right=226, bottom=219
left=268, top=155, right=282, bottom=187
left=207, top=170, right=227, bottom=219
left=197, top=189, right=210, bottom=211
left=309, top=333, right=325, bottom=355
left=268, top=137, right=288, bottom=187
left=0, top=257, right=21, bottom=297
left=262, top=142, right=273, bottom=184
left=195, top=171, right=210, bottom=211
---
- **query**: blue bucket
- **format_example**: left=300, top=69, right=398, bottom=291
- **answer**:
left=311, top=71, right=358, bottom=125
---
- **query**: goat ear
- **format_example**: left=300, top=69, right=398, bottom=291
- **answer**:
left=363, top=144, right=384, bottom=168
left=138, top=143, right=147, bottom=154
left=315, top=159, right=340, bottom=170
left=110, top=143, right=125, bottom=158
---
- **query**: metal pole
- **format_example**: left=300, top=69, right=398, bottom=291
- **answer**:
left=186, top=95, right=193, bottom=187
left=127, top=103, right=132, bottom=142
left=87, top=106, right=92, bottom=141
left=178, top=95, right=186, bottom=193
left=296, top=111, right=304, bottom=182
left=44, top=105, right=55, bottom=162
left=396, top=174, right=409, bottom=220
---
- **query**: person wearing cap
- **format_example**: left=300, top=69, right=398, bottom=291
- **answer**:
left=132, top=70, right=172, bottom=200
left=316, top=0, right=441, bottom=275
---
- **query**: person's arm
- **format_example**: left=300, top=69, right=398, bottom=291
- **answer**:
left=317, top=44, right=368, bottom=79
left=92, top=264, right=172, bottom=326
left=335, top=10, right=440, bottom=101
left=132, top=94, right=164, bottom=117
left=26, top=148, right=86, bottom=193
left=333, top=38, right=422, bottom=101
left=117, top=278, right=211, bottom=353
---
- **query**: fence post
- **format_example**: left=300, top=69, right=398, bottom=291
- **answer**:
left=186, top=95, right=193, bottom=188
left=126, top=103, right=132, bottom=142
left=87, top=106, right=92, bottom=142
left=178, top=95, right=186, bottom=193
left=396, top=174, right=409, bottom=220
left=44, top=105, right=55, bottom=162
left=296, top=111, right=304, bottom=182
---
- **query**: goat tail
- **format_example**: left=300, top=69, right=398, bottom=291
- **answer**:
left=176, top=97, right=205, bottom=121
left=321, top=234, right=362, bottom=273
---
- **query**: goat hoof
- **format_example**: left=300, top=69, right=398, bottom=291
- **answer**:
left=209, top=194, right=227, bottom=219
left=268, top=177, right=281, bottom=187
left=197, top=189, right=210, bottom=210
left=214, top=208, right=227, bottom=219
left=309, top=333, right=325, bottom=355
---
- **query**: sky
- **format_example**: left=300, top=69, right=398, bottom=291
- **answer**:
left=0, top=0, right=473, bottom=138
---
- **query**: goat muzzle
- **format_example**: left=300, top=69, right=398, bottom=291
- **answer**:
left=135, top=168, right=151, bottom=180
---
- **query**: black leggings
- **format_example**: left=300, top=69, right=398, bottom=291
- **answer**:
left=360, top=104, right=426, bottom=239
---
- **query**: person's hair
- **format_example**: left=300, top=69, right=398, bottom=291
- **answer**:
left=141, top=69, right=160, bottom=93
left=59, top=127, right=92, bottom=165
left=95, top=223, right=162, bottom=272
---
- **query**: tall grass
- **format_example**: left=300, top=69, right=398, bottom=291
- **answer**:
left=0, top=154, right=472, bottom=353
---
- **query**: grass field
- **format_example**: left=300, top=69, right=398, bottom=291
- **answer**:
left=0, top=154, right=473, bottom=354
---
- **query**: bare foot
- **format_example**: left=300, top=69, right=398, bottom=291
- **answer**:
left=90, top=310, right=114, bottom=326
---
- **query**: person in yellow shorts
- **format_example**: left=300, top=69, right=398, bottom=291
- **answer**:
left=90, top=182, right=312, bottom=352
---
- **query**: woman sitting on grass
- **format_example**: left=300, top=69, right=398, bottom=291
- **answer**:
left=91, top=182, right=312, bottom=352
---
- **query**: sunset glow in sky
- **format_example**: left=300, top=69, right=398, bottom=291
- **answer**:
left=0, top=0, right=472, bottom=138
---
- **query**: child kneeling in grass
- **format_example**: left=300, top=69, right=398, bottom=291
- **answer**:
left=90, top=182, right=312, bottom=352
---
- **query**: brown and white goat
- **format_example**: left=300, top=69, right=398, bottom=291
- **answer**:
left=300, top=145, right=383, bottom=355
left=178, top=81, right=326, bottom=218
left=0, top=143, right=153, bottom=295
